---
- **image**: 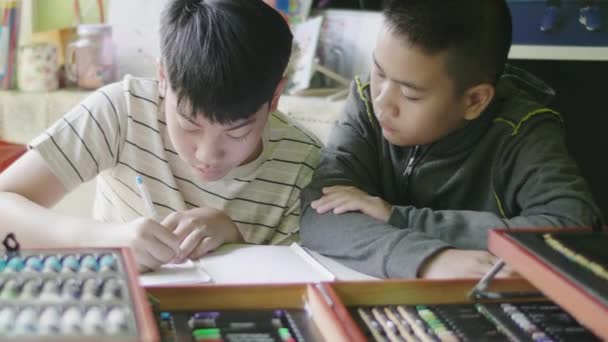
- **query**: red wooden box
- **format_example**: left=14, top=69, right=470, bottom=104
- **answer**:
left=488, top=227, right=608, bottom=340
left=0, top=140, right=26, bottom=173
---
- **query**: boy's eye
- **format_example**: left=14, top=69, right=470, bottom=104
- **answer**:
left=401, top=89, right=421, bottom=101
left=177, top=117, right=199, bottom=131
left=227, top=131, right=251, bottom=141
left=180, top=123, right=199, bottom=132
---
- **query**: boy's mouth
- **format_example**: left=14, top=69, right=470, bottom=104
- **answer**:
left=193, top=165, right=224, bottom=179
left=379, top=122, right=397, bottom=134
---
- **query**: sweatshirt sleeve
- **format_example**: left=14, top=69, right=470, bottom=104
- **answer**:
left=299, top=80, right=450, bottom=278
left=388, top=116, right=604, bottom=249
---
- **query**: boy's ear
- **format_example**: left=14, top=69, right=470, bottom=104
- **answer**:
left=157, top=60, right=167, bottom=95
left=269, top=78, right=287, bottom=113
left=462, top=83, right=495, bottom=121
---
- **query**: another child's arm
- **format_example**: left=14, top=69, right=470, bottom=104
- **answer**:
left=0, top=150, right=181, bottom=272
left=307, top=185, right=521, bottom=278
left=418, top=249, right=517, bottom=279
left=311, top=185, right=392, bottom=222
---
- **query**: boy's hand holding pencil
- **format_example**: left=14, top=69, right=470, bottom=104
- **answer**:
left=132, top=175, right=181, bottom=272
left=121, top=217, right=182, bottom=273
left=162, top=207, right=244, bottom=263
left=134, top=175, right=243, bottom=271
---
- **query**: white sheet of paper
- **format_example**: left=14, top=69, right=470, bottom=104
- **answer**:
left=195, top=243, right=335, bottom=284
left=139, top=243, right=350, bottom=286
left=139, top=260, right=211, bottom=286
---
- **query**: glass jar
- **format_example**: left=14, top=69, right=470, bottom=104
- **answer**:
left=65, top=24, right=117, bottom=89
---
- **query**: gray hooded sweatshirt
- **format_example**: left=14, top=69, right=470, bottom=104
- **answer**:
left=299, top=66, right=603, bottom=279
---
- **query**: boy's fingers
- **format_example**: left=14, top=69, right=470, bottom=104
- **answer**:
left=313, top=194, right=349, bottom=213
left=151, top=224, right=181, bottom=255
left=333, top=203, right=359, bottom=214
left=173, top=220, right=197, bottom=241
left=161, top=212, right=181, bottom=231
left=136, top=248, right=163, bottom=271
left=315, top=206, right=330, bottom=214
left=312, top=198, right=330, bottom=213
left=146, top=237, right=178, bottom=264
left=332, top=198, right=363, bottom=213
left=179, top=228, right=206, bottom=259
left=323, top=196, right=352, bottom=211
left=314, top=191, right=347, bottom=206
left=152, top=238, right=179, bottom=262
left=190, top=236, right=217, bottom=259
left=333, top=207, right=348, bottom=214
left=315, top=201, right=340, bottom=214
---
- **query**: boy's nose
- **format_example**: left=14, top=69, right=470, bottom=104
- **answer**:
left=375, top=98, right=399, bottom=120
left=375, top=83, right=399, bottom=117
left=195, top=141, right=224, bottom=165
left=377, top=106, right=399, bottom=121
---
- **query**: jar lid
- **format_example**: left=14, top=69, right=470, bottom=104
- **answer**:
left=77, top=24, right=112, bottom=35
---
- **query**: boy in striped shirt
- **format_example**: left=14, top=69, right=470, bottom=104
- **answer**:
left=0, top=0, right=321, bottom=272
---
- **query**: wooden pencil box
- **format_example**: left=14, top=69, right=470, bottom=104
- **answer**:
left=489, top=227, right=608, bottom=340
left=0, top=245, right=157, bottom=341
left=148, top=277, right=579, bottom=342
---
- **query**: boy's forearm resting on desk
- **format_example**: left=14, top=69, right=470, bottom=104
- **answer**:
left=387, top=201, right=600, bottom=250
left=0, top=192, right=130, bottom=248
left=302, top=188, right=449, bottom=279
left=301, top=183, right=601, bottom=279
left=0, top=191, right=184, bottom=272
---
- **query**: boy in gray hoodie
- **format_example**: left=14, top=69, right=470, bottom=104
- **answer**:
left=300, top=0, right=603, bottom=279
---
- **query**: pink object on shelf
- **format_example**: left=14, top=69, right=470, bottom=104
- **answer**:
left=65, top=24, right=117, bottom=90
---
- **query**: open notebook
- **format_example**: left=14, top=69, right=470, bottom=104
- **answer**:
left=140, top=243, right=341, bottom=286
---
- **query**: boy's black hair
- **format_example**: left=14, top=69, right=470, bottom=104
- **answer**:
left=383, top=0, right=512, bottom=94
left=160, top=0, right=292, bottom=124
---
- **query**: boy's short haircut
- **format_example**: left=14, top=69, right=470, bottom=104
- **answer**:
left=160, top=0, right=293, bottom=123
left=383, top=0, right=512, bottom=94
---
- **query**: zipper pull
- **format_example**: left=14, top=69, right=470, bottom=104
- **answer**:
left=403, top=146, right=420, bottom=177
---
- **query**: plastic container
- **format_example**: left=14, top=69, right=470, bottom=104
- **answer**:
left=65, top=24, right=117, bottom=89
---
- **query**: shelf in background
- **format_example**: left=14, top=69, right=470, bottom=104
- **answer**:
left=510, top=45, right=608, bottom=61
left=508, top=1, right=608, bottom=61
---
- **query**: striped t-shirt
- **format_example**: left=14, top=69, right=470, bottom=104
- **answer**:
left=29, top=76, right=322, bottom=245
